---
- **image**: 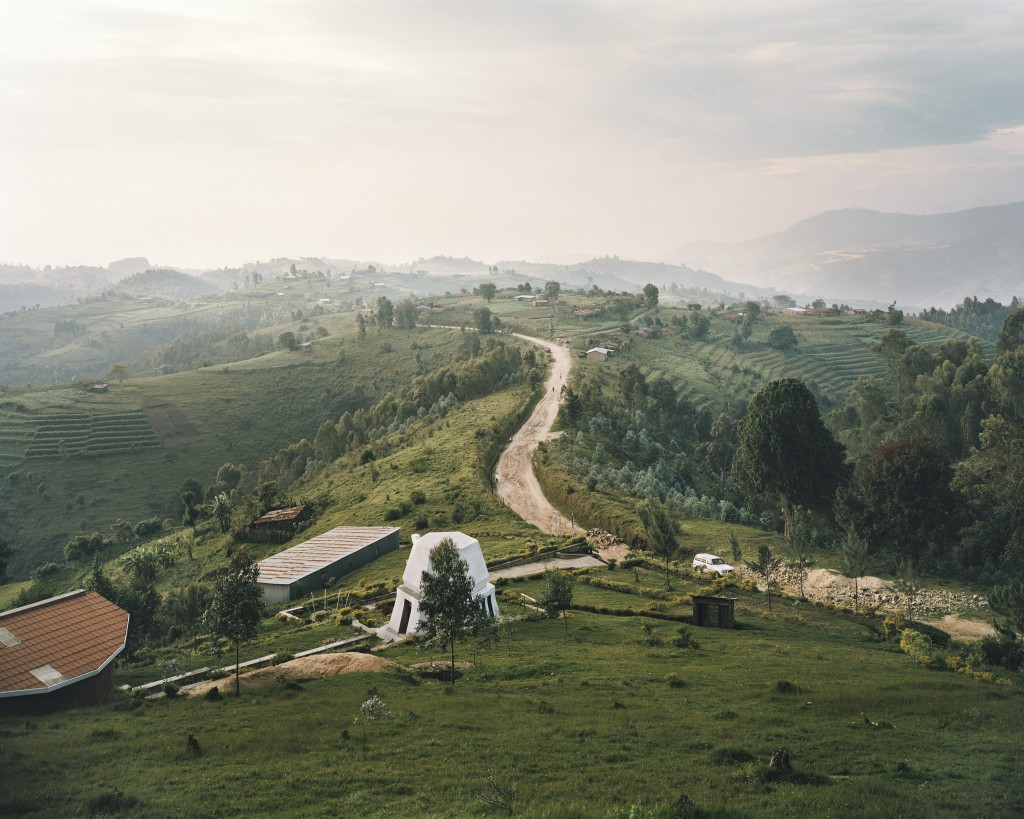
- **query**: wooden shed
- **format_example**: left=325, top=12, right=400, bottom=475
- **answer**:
left=692, top=595, right=737, bottom=628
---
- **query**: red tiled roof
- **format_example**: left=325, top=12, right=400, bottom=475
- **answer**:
left=0, top=590, right=129, bottom=696
left=253, top=505, right=307, bottom=525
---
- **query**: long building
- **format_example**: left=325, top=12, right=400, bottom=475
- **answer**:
left=256, top=526, right=400, bottom=604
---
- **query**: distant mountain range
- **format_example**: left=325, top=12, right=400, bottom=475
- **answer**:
left=666, top=202, right=1024, bottom=310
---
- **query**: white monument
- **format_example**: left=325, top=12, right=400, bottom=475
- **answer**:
left=387, top=531, right=499, bottom=636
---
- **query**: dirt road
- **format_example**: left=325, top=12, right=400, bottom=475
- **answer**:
left=496, top=334, right=573, bottom=535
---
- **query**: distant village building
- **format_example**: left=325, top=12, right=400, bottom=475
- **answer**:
left=255, top=526, right=400, bottom=604
left=247, top=505, right=313, bottom=543
left=514, top=294, right=535, bottom=302
left=0, top=590, right=129, bottom=715
left=586, top=347, right=613, bottom=361
left=387, top=531, right=498, bottom=636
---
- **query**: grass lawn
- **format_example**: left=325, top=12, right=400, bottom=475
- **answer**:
left=2, top=581, right=1020, bottom=818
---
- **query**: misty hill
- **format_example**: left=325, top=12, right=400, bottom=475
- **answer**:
left=667, top=202, right=1024, bottom=309
left=111, top=269, right=219, bottom=300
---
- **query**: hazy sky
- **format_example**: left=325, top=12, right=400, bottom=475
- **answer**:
left=2, top=1, right=1023, bottom=269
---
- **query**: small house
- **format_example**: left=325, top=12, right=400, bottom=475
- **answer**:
left=586, top=347, right=613, bottom=361
left=692, top=595, right=737, bottom=628
left=256, top=526, right=400, bottom=604
left=387, top=531, right=498, bottom=636
left=0, top=590, right=129, bottom=715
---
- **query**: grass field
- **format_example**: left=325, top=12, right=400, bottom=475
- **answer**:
left=0, top=326, right=533, bottom=577
left=2, top=570, right=1020, bottom=818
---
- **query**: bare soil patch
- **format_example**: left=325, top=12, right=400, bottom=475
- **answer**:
left=144, top=403, right=201, bottom=447
left=185, top=652, right=395, bottom=696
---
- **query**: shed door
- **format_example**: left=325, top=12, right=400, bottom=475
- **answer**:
left=398, top=599, right=412, bottom=634
left=708, top=603, right=720, bottom=627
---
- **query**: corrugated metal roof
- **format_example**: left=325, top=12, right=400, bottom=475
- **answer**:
left=256, top=526, right=400, bottom=585
left=0, top=590, right=129, bottom=696
left=253, top=505, right=307, bottom=525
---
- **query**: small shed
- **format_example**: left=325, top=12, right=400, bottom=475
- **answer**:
left=587, top=347, right=613, bottom=361
left=0, top=590, right=129, bottom=715
left=256, top=526, right=400, bottom=604
left=387, top=531, right=498, bottom=636
left=692, top=595, right=737, bottom=628
left=248, top=505, right=313, bottom=542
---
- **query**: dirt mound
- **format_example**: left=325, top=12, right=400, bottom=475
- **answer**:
left=185, top=652, right=395, bottom=697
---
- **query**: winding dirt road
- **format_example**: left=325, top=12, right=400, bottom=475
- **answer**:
left=496, top=334, right=573, bottom=534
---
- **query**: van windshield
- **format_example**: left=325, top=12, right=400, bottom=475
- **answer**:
left=711, top=558, right=724, bottom=564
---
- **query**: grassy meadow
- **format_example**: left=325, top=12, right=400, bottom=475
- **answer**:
left=2, top=570, right=1021, bottom=818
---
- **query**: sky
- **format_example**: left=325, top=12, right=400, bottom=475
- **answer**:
left=1, top=0, right=1023, bottom=269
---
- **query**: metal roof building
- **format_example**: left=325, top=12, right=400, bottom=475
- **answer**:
left=0, top=589, right=129, bottom=715
left=256, top=526, right=401, bottom=604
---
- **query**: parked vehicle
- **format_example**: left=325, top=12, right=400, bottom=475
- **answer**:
left=692, top=553, right=734, bottom=576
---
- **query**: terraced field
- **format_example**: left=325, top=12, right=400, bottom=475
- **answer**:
left=24, top=410, right=161, bottom=459
left=614, top=312, right=991, bottom=410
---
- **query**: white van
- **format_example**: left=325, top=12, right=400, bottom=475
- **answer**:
left=692, top=553, right=734, bottom=576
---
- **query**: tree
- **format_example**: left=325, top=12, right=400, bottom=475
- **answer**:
left=638, top=499, right=678, bottom=590
left=786, top=508, right=817, bottom=599
left=277, top=331, right=299, bottom=351
left=110, top=518, right=134, bottom=547
left=773, top=294, right=796, bottom=308
left=0, top=536, right=12, bottom=584
left=845, top=436, right=958, bottom=566
left=181, top=489, right=200, bottom=529
left=839, top=535, right=871, bottom=606
left=210, top=492, right=233, bottom=533
left=748, top=544, right=783, bottom=611
left=417, top=538, right=484, bottom=686
left=996, top=306, right=1024, bottom=354
left=166, top=583, right=213, bottom=652
left=374, top=296, right=394, bottom=330
left=205, top=549, right=263, bottom=695
left=733, top=378, right=847, bottom=539
left=477, top=282, right=497, bottom=302
left=395, top=299, right=418, bottom=330
left=642, top=283, right=659, bottom=308
left=543, top=281, right=561, bottom=302
left=473, top=306, right=494, bottom=335
left=356, top=312, right=367, bottom=340
left=989, top=580, right=1024, bottom=638
left=354, top=695, right=393, bottom=745
left=216, top=463, right=242, bottom=491
left=107, top=363, right=128, bottom=384
left=541, top=570, right=574, bottom=633
left=768, top=325, right=798, bottom=350
left=892, top=559, right=921, bottom=622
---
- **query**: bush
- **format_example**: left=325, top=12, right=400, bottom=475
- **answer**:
left=271, top=653, right=296, bottom=666
left=30, top=562, right=60, bottom=579
left=204, top=686, right=222, bottom=701
left=162, top=681, right=181, bottom=698
left=410, top=490, right=427, bottom=505
left=899, top=629, right=937, bottom=668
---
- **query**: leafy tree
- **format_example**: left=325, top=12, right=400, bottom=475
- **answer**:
left=181, top=489, right=200, bottom=529
left=748, top=543, right=783, bottom=610
left=844, top=436, right=958, bottom=566
left=417, top=538, right=483, bottom=686
left=205, top=548, right=263, bottom=695
left=277, top=331, right=299, bottom=351
left=839, top=535, right=871, bottom=606
left=395, top=299, right=418, bottom=330
left=733, top=378, right=847, bottom=539
left=996, top=306, right=1024, bottom=353
left=0, top=536, right=12, bottom=584
left=354, top=695, right=393, bottom=745
left=695, top=413, right=736, bottom=497
left=106, top=363, right=128, bottom=384
left=540, top=570, right=574, bottom=633
left=477, top=282, right=497, bottom=302
left=638, top=499, right=678, bottom=590
left=689, top=312, right=711, bottom=340
left=989, top=580, right=1024, bottom=638
left=473, top=306, right=494, bottom=335
left=543, top=281, right=561, bottom=302
left=374, top=296, right=394, bottom=330
left=110, top=518, right=134, bottom=547
left=728, top=532, right=742, bottom=565
left=356, top=312, right=367, bottom=340
left=642, top=283, right=659, bottom=308
left=768, top=325, right=798, bottom=350
left=773, top=294, right=796, bottom=308
left=166, top=583, right=213, bottom=652
left=216, top=462, right=242, bottom=491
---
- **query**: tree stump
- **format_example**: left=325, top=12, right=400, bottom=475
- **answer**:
left=768, top=748, right=790, bottom=771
